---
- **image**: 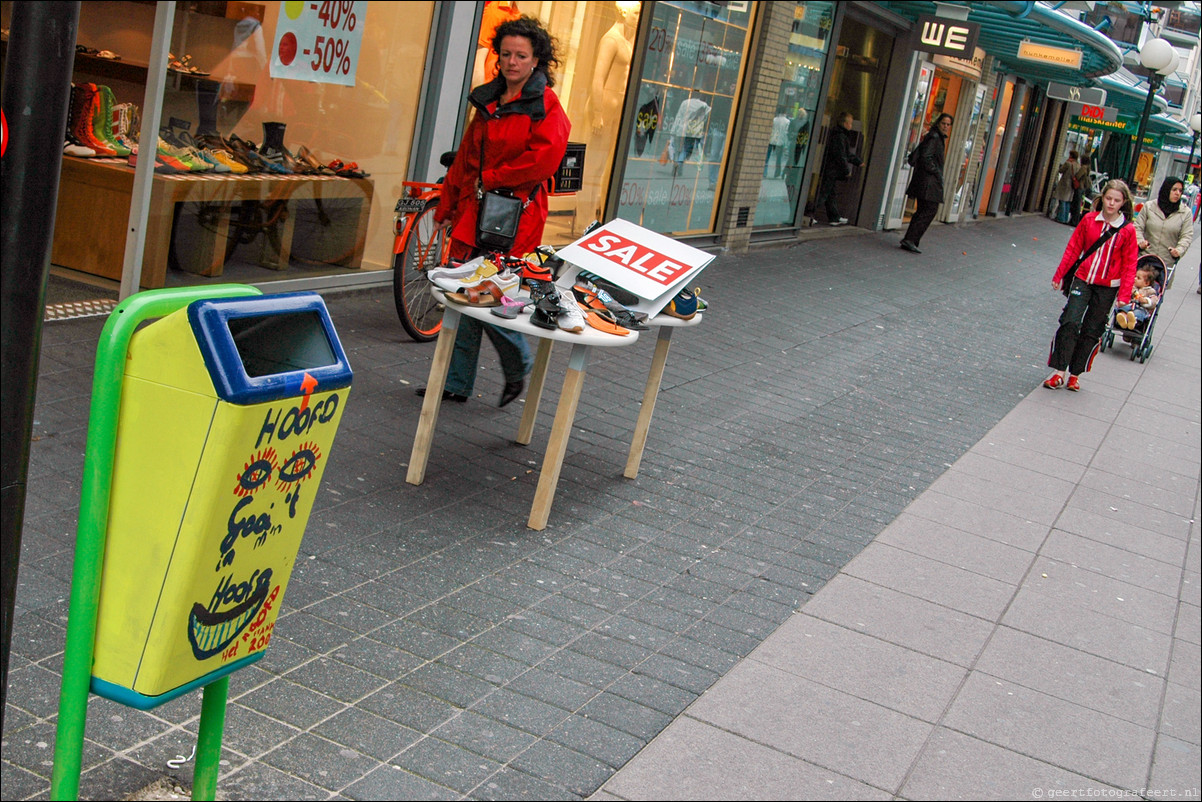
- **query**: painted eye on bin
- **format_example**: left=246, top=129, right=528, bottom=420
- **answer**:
left=278, top=448, right=319, bottom=485
left=236, top=458, right=274, bottom=495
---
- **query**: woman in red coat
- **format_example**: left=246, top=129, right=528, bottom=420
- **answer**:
left=1044, top=179, right=1138, bottom=392
left=422, top=15, right=570, bottom=407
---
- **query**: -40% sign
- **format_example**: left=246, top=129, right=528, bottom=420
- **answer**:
left=272, top=0, right=365, bottom=87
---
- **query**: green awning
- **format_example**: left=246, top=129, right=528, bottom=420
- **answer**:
left=879, top=1, right=1123, bottom=84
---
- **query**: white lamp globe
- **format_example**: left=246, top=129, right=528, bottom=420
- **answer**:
left=1138, top=37, right=1175, bottom=72
left=1156, top=48, right=1180, bottom=76
left=1191, top=112, right=1202, bottom=134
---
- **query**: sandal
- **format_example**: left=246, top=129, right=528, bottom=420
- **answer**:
left=490, top=294, right=532, bottom=319
left=444, top=278, right=513, bottom=307
left=328, top=158, right=369, bottom=178
left=572, top=280, right=648, bottom=330
left=580, top=304, right=630, bottom=336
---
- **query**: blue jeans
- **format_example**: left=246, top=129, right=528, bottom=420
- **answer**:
left=445, top=314, right=533, bottom=396
left=1057, top=200, right=1072, bottom=223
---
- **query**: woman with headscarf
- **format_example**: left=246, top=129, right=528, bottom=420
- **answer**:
left=1134, top=176, right=1194, bottom=289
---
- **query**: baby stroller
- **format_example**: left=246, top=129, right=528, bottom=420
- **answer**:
left=1099, top=253, right=1172, bottom=364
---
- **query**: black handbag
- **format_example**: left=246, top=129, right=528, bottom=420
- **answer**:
left=476, top=189, right=523, bottom=252
left=1060, top=222, right=1123, bottom=296
left=474, top=123, right=525, bottom=253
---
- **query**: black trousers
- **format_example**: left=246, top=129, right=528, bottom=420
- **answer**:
left=1049, top=278, right=1119, bottom=376
left=815, top=176, right=842, bottom=220
left=903, top=199, right=939, bottom=245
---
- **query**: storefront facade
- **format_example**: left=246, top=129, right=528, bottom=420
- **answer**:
left=1, top=0, right=1128, bottom=299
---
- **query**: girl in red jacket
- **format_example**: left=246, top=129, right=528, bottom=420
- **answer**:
left=1045, top=179, right=1138, bottom=392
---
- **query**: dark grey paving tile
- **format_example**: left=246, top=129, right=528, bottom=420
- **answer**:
left=313, top=706, right=423, bottom=761
left=259, top=731, right=381, bottom=792
left=390, top=734, right=502, bottom=794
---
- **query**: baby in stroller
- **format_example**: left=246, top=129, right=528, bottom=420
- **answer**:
left=1114, top=263, right=1160, bottom=330
left=1101, top=253, right=1172, bottom=363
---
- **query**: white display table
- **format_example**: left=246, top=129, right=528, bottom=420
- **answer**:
left=406, top=287, right=699, bottom=529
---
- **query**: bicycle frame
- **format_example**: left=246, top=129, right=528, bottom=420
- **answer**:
left=393, top=181, right=446, bottom=263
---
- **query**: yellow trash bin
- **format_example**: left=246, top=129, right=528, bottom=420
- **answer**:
left=90, top=293, right=352, bottom=708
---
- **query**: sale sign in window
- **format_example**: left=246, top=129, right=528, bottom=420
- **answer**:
left=270, top=1, right=366, bottom=87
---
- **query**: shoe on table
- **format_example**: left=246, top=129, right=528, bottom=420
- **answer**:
left=1042, top=373, right=1064, bottom=390
left=414, top=387, right=468, bottom=402
left=830, top=217, right=849, bottom=226
left=428, top=256, right=494, bottom=284
left=900, top=240, right=921, bottom=254
left=555, top=292, right=586, bottom=333
left=1065, top=376, right=1080, bottom=392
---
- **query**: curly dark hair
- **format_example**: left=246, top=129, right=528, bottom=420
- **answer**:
left=492, top=15, right=560, bottom=88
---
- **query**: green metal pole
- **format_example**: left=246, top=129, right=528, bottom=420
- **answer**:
left=51, top=285, right=260, bottom=801
left=191, top=677, right=229, bottom=801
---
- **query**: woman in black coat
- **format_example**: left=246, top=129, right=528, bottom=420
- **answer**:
left=900, top=113, right=952, bottom=253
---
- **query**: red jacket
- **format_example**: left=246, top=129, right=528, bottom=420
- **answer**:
left=1053, top=211, right=1139, bottom=303
left=436, top=72, right=570, bottom=257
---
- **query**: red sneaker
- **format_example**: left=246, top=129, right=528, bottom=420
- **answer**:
left=1066, top=376, right=1080, bottom=392
left=1042, top=373, right=1064, bottom=390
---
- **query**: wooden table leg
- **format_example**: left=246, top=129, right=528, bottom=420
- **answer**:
left=528, top=343, right=590, bottom=530
left=406, top=308, right=460, bottom=485
left=516, top=338, right=553, bottom=445
left=625, top=326, right=674, bottom=479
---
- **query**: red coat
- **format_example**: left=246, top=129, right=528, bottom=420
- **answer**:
left=1053, top=211, right=1139, bottom=303
left=435, top=72, right=570, bottom=257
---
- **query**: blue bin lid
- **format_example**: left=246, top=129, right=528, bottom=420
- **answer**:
left=188, top=293, right=353, bottom=405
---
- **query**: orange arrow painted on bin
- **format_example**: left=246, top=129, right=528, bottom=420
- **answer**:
left=299, top=372, right=318, bottom=411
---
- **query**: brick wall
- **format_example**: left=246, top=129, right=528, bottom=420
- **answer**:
left=716, top=3, right=794, bottom=253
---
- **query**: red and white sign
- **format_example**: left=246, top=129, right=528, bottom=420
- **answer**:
left=270, top=1, right=366, bottom=87
left=555, top=218, right=714, bottom=317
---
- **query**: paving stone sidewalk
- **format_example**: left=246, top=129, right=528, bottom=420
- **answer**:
left=4, top=214, right=1191, bottom=800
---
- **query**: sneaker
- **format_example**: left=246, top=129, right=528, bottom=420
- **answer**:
left=830, top=217, right=849, bottom=226
left=663, top=287, right=698, bottom=320
left=64, top=140, right=96, bottom=157
left=555, top=291, right=586, bottom=333
left=432, top=260, right=502, bottom=292
left=427, top=255, right=493, bottom=283
left=1042, top=373, right=1064, bottom=390
left=1115, top=311, right=1134, bottom=330
left=1066, top=376, right=1080, bottom=392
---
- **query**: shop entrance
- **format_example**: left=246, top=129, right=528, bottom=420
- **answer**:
left=806, top=14, right=893, bottom=227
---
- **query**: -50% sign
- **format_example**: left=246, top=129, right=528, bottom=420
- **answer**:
left=270, top=1, right=366, bottom=87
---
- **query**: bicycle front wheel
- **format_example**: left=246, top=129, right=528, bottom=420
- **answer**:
left=392, top=199, right=446, bottom=342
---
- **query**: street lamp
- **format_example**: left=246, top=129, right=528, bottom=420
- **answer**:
left=1187, top=111, right=1202, bottom=185
left=1127, top=37, right=1180, bottom=189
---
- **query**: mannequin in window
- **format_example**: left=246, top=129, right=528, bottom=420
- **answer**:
left=765, top=111, right=790, bottom=178
left=577, top=1, right=639, bottom=227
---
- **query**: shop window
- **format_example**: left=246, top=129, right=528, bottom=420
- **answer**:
left=752, top=2, right=834, bottom=228
left=38, top=0, right=436, bottom=287
left=616, top=0, right=754, bottom=236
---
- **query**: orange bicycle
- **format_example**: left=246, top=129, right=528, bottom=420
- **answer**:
left=391, top=152, right=455, bottom=342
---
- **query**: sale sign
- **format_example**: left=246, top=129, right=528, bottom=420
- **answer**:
left=555, top=218, right=714, bottom=317
left=270, top=1, right=366, bottom=87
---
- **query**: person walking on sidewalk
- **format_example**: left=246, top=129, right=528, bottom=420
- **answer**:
left=1051, top=150, right=1080, bottom=224
left=900, top=114, right=951, bottom=253
left=418, top=15, right=570, bottom=408
left=1044, top=179, right=1138, bottom=392
left=814, top=111, right=863, bottom=226
left=1134, top=176, right=1194, bottom=289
